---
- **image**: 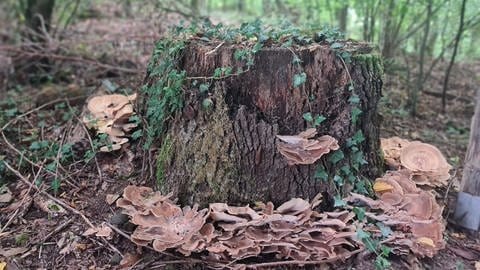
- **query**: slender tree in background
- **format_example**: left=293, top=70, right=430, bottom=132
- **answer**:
left=442, top=0, right=467, bottom=112
left=24, top=0, right=55, bottom=40
left=336, top=1, right=349, bottom=33
left=409, top=0, right=433, bottom=116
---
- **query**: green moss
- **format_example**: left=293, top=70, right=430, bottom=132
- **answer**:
left=353, top=53, right=384, bottom=75
left=156, top=135, right=174, bottom=190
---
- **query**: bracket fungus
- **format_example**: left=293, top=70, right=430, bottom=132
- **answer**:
left=83, top=93, right=138, bottom=152
left=353, top=169, right=446, bottom=257
left=276, top=128, right=340, bottom=165
left=381, top=137, right=452, bottom=187
left=117, top=186, right=362, bottom=264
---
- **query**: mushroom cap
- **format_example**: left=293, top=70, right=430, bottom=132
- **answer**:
left=400, top=142, right=452, bottom=173
left=87, top=94, right=136, bottom=119
left=381, top=137, right=410, bottom=159
left=277, top=132, right=339, bottom=165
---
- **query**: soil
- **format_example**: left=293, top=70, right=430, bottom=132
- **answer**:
left=1, top=2, right=480, bottom=270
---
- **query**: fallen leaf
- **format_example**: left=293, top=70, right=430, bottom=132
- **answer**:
left=82, top=228, right=98, bottom=236
left=33, top=196, right=67, bottom=216
left=95, top=225, right=113, bottom=239
left=106, top=194, right=120, bottom=205
left=0, top=262, right=6, bottom=270
left=82, top=224, right=113, bottom=239
left=0, top=247, right=28, bottom=257
left=119, top=253, right=141, bottom=269
left=0, top=187, right=13, bottom=203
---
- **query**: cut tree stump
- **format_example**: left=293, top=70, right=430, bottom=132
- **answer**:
left=145, top=40, right=384, bottom=206
left=454, top=89, right=480, bottom=231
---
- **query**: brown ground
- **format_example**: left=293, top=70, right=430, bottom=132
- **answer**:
left=1, top=3, right=480, bottom=270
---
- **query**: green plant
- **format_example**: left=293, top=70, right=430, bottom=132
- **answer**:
left=357, top=226, right=392, bottom=270
left=14, top=233, right=29, bottom=246
left=156, top=135, right=174, bottom=189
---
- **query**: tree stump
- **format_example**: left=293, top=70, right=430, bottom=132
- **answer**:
left=145, top=40, right=383, bottom=206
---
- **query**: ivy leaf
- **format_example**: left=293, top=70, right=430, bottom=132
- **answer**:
left=314, top=166, right=328, bottom=181
left=352, top=130, right=365, bottom=144
left=351, top=107, right=363, bottom=125
left=29, top=141, right=41, bottom=151
left=5, top=108, right=18, bottom=117
left=328, top=150, right=344, bottom=164
left=352, top=151, right=368, bottom=171
left=334, top=195, right=346, bottom=207
left=380, top=245, right=392, bottom=257
left=213, top=68, right=223, bottom=78
left=354, top=179, right=368, bottom=194
left=132, top=130, right=143, bottom=140
left=349, top=94, right=360, bottom=104
left=234, top=49, right=248, bottom=61
left=375, top=255, right=391, bottom=269
left=314, top=115, right=326, bottom=127
left=303, top=112, right=313, bottom=122
left=51, top=178, right=61, bottom=194
left=292, top=55, right=302, bottom=65
left=341, top=51, right=352, bottom=63
left=353, top=207, right=365, bottom=221
left=357, top=229, right=377, bottom=252
left=333, top=174, right=344, bottom=186
left=199, top=83, right=210, bottom=93
left=376, top=222, right=393, bottom=237
left=46, top=162, right=57, bottom=172
left=293, top=72, right=307, bottom=88
left=330, top=42, right=344, bottom=49
left=356, top=228, right=370, bottom=240
left=224, top=66, right=233, bottom=76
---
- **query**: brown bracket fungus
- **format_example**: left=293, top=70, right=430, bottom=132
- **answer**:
left=276, top=128, right=339, bottom=165
left=83, top=93, right=138, bottom=152
left=117, top=186, right=362, bottom=264
left=381, top=137, right=452, bottom=187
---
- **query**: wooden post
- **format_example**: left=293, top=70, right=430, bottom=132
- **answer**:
left=454, top=89, right=480, bottom=231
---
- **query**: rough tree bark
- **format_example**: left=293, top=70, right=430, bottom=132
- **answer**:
left=146, top=41, right=384, bottom=206
left=454, top=89, right=480, bottom=232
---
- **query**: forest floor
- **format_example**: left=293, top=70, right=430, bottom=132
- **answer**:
left=1, top=3, right=480, bottom=270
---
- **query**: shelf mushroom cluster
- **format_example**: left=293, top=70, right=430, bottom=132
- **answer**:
left=83, top=93, right=138, bottom=152
left=350, top=170, right=445, bottom=257
left=381, top=137, right=452, bottom=187
left=117, top=186, right=362, bottom=264
left=276, top=128, right=339, bottom=165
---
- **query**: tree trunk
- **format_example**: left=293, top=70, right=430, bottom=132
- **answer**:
left=336, top=2, right=349, bottom=33
left=442, top=0, right=467, bottom=112
left=145, top=41, right=384, bottom=206
left=454, top=89, right=480, bottom=231
left=409, top=0, right=432, bottom=117
left=24, top=0, right=55, bottom=40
